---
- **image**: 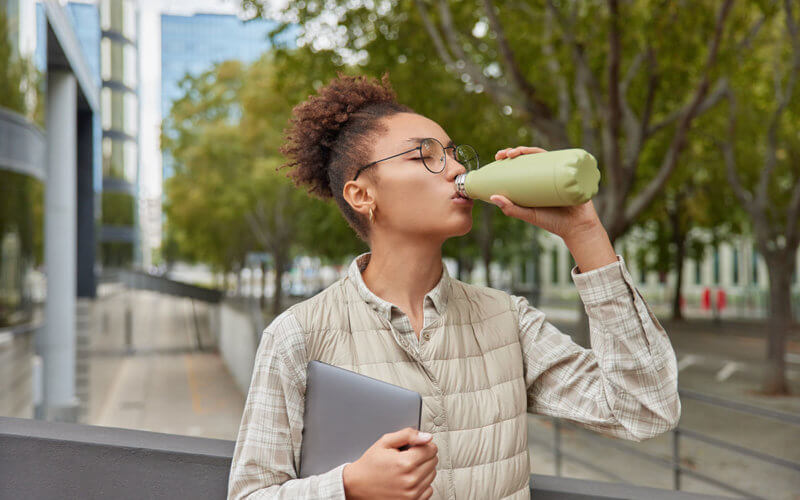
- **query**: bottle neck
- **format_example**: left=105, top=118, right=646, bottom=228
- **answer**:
left=455, top=173, right=468, bottom=198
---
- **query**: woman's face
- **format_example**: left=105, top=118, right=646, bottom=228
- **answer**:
left=358, top=112, right=474, bottom=242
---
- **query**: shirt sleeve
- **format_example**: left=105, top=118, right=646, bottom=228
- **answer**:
left=513, top=254, right=681, bottom=442
left=227, top=310, right=349, bottom=499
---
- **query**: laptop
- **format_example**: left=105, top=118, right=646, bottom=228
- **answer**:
left=298, top=360, right=423, bottom=478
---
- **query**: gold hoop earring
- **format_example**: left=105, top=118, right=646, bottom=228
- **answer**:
left=369, top=207, right=375, bottom=224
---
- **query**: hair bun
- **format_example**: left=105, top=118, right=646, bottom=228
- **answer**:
left=279, top=72, right=413, bottom=241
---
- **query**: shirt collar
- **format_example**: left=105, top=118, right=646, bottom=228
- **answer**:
left=347, top=251, right=451, bottom=320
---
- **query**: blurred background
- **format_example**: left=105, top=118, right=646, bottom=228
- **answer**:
left=0, top=0, right=798, bottom=498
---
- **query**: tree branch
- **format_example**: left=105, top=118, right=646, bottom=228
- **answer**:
left=646, top=78, right=728, bottom=138
left=602, top=0, right=624, bottom=202
left=542, top=6, right=570, bottom=124
left=623, top=0, right=734, bottom=230
left=786, top=179, right=800, bottom=249
left=758, top=0, right=800, bottom=209
left=480, top=0, right=552, bottom=119
left=718, top=91, right=754, bottom=211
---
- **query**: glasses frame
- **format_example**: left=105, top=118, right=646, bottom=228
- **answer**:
left=352, top=137, right=478, bottom=181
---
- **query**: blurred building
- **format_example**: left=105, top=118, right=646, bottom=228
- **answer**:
left=160, top=12, right=277, bottom=182
left=99, top=0, right=140, bottom=267
left=1, top=0, right=100, bottom=421
left=533, top=232, right=800, bottom=319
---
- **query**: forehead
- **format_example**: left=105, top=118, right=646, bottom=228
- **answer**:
left=375, top=113, right=451, bottom=150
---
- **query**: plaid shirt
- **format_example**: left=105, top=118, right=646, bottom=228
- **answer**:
left=227, top=253, right=680, bottom=499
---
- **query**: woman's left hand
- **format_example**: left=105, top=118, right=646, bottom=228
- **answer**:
left=489, top=146, right=603, bottom=241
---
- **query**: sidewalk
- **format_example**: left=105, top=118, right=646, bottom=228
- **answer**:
left=87, top=290, right=245, bottom=440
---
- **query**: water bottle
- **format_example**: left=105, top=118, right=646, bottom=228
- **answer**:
left=454, top=148, right=600, bottom=207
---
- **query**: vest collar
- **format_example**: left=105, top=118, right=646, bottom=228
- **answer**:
left=347, top=251, right=451, bottom=320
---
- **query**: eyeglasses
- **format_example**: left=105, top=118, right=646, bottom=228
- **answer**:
left=352, top=137, right=479, bottom=181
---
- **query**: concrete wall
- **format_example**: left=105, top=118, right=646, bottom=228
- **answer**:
left=218, top=299, right=263, bottom=395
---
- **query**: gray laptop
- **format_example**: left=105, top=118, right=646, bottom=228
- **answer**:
left=299, top=360, right=423, bottom=478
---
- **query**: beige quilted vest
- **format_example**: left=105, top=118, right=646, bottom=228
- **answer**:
left=291, top=264, right=531, bottom=500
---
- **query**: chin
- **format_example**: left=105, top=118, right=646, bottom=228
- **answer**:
left=449, top=218, right=473, bottom=237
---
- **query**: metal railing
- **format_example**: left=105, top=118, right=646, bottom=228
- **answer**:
left=531, top=388, right=800, bottom=499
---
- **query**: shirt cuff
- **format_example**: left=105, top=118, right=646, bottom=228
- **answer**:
left=570, top=254, right=637, bottom=306
left=325, top=462, right=349, bottom=500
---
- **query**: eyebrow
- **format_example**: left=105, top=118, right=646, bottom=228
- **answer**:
left=405, top=137, right=456, bottom=149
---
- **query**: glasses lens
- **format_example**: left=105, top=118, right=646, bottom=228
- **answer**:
left=420, top=138, right=446, bottom=173
left=455, top=144, right=479, bottom=171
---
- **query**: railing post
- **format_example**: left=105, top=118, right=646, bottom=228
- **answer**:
left=124, top=292, right=133, bottom=354
left=672, top=427, right=681, bottom=490
left=553, top=418, right=562, bottom=476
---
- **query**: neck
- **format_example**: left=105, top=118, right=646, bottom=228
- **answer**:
left=361, top=233, right=444, bottom=314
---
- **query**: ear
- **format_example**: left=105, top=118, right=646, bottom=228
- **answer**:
left=342, top=179, right=376, bottom=217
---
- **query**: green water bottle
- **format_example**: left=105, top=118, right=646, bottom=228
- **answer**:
left=454, top=148, right=600, bottom=207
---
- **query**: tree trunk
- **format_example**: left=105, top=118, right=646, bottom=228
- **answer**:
left=271, top=253, right=286, bottom=317
left=235, top=263, right=243, bottom=296
left=669, top=206, right=686, bottom=321
left=762, top=253, right=794, bottom=395
left=260, top=261, right=267, bottom=311
left=671, top=238, right=686, bottom=321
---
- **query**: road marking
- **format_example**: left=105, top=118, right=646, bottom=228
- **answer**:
left=677, top=354, right=701, bottom=372
left=715, top=361, right=740, bottom=382
left=96, top=359, right=129, bottom=426
left=185, top=354, right=206, bottom=415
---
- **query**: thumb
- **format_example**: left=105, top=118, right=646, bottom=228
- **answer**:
left=380, top=428, right=432, bottom=449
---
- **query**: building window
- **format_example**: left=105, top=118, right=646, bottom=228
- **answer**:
left=713, top=246, right=720, bottom=285
left=732, top=247, right=739, bottom=285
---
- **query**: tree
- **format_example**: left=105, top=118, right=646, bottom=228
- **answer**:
left=162, top=55, right=364, bottom=314
left=250, top=0, right=754, bottom=242
left=246, top=0, right=769, bottom=345
left=717, top=0, right=799, bottom=395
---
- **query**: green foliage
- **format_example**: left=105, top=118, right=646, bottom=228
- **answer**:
left=0, top=7, right=42, bottom=123
left=161, top=55, right=364, bottom=275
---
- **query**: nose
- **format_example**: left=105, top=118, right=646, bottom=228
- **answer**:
left=445, top=154, right=467, bottom=181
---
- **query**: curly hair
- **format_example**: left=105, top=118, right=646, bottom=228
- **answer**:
left=279, top=72, right=414, bottom=241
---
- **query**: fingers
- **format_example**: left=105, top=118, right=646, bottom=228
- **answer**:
left=402, top=440, right=438, bottom=469
left=489, top=194, right=538, bottom=226
left=412, top=466, right=437, bottom=498
left=419, top=486, right=434, bottom=500
left=382, top=428, right=431, bottom=449
left=495, top=146, right=547, bottom=160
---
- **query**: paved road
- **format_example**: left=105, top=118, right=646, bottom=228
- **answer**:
left=86, top=291, right=800, bottom=498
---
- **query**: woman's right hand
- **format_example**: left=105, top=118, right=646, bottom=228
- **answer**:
left=343, top=427, right=438, bottom=499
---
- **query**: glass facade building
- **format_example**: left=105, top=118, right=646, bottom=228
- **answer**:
left=1, top=0, right=45, bottom=329
left=2, top=0, right=100, bottom=421
left=160, top=12, right=281, bottom=181
left=100, top=0, right=139, bottom=267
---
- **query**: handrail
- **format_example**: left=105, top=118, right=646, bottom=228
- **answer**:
left=534, top=387, right=799, bottom=499
left=101, top=269, right=223, bottom=303
left=679, top=388, right=800, bottom=425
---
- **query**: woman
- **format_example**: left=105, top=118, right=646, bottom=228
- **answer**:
left=228, top=73, right=680, bottom=500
